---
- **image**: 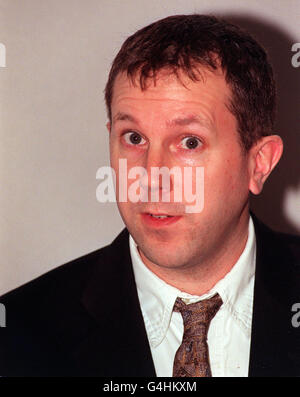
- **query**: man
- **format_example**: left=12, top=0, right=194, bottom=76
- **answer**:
left=0, top=14, right=299, bottom=377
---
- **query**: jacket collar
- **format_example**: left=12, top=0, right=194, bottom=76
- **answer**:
left=249, top=214, right=300, bottom=376
left=78, top=228, right=156, bottom=376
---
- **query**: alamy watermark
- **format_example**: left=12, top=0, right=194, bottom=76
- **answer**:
left=291, top=303, right=300, bottom=328
left=96, top=159, right=204, bottom=213
left=291, top=43, right=300, bottom=68
left=0, top=43, right=6, bottom=67
left=0, top=303, right=6, bottom=327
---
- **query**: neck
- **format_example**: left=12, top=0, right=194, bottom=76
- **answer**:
left=139, top=211, right=250, bottom=296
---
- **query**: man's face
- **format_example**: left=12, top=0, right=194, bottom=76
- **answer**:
left=108, top=68, right=251, bottom=272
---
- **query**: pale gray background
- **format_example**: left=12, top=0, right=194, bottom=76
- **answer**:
left=1, top=0, right=299, bottom=294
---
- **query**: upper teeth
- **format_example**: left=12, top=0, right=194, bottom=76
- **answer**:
left=150, top=214, right=170, bottom=218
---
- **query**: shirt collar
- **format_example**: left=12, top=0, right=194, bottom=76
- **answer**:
left=130, top=217, right=256, bottom=348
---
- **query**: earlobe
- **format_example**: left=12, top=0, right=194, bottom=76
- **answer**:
left=249, top=135, right=283, bottom=195
left=106, top=122, right=111, bottom=133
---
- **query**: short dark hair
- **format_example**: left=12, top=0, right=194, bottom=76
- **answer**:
left=105, top=14, right=276, bottom=151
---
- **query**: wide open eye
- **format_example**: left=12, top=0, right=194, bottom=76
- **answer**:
left=180, top=136, right=202, bottom=150
left=123, top=131, right=146, bottom=146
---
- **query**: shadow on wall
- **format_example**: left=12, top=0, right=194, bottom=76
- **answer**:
left=219, top=14, right=300, bottom=236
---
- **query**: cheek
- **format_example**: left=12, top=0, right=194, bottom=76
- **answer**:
left=116, top=201, right=135, bottom=225
left=111, top=143, right=146, bottom=168
left=109, top=137, right=118, bottom=164
left=204, top=150, right=249, bottom=204
left=110, top=138, right=139, bottom=172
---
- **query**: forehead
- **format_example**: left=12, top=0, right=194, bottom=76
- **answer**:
left=111, top=67, right=232, bottom=117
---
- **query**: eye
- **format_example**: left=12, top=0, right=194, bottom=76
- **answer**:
left=180, top=136, right=202, bottom=150
left=123, top=131, right=146, bottom=146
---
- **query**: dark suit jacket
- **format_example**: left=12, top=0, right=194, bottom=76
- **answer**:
left=0, top=215, right=300, bottom=377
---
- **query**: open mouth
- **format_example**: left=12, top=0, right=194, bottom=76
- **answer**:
left=148, top=214, right=173, bottom=219
left=141, top=212, right=182, bottom=227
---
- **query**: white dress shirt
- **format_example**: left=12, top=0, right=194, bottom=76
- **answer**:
left=129, top=217, right=256, bottom=377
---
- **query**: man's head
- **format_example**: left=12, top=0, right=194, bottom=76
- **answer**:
left=105, top=14, right=277, bottom=151
left=105, top=14, right=283, bottom=288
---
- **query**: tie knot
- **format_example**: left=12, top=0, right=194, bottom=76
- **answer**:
left=173, top=293, right=223, bottom=332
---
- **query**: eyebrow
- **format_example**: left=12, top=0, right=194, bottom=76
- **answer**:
left=166, top=115, right=212, bottom=128
left=113, top=112, right=137, bottom=123
left=113, top=112, right=212, bottom=130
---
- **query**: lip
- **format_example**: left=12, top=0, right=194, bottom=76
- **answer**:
left=141, top=212, right=182, bottom=227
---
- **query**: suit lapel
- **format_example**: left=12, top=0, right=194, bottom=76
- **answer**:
left=76, top=229, right=156, bottom=376
left=249, top=216, right=300, bottom=376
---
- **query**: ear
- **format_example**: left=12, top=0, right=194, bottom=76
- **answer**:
left=248, top=135, right=283, bottom=195
left=106, top=121, right=111, bottom=133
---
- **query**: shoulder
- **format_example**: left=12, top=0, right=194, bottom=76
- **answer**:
left=0, top=228, right=130, bottom=375
left=252, top=214, right=300, bottom=301
left=252, top=213, right=300, bottom=263
left=0, top=228, right=129, bottom=312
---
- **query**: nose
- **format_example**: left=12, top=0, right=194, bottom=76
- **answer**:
left=139, top=144, right=173, bottom=200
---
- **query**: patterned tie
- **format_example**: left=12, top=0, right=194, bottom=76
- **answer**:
left=172, top=293, right=223, bottom=377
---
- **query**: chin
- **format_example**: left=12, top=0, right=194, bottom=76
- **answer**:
left=138, top=241, right=188, bottom=269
